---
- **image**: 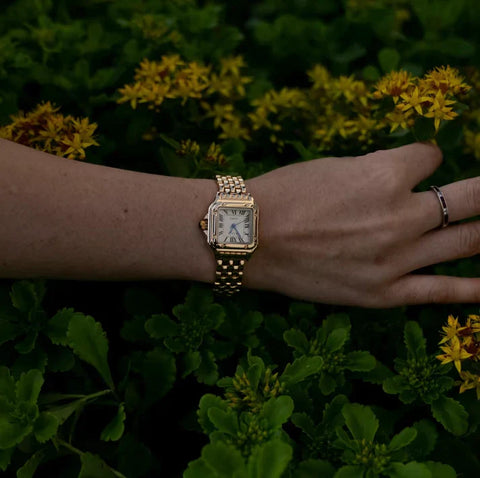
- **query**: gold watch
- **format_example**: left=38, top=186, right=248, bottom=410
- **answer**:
left=200, top=175, right=259, bottom=295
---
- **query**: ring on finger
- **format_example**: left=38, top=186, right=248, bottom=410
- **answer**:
left=430, top=185, right=449, bottom=228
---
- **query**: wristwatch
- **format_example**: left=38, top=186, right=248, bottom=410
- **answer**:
left=200, top=175, right=259, bottom=295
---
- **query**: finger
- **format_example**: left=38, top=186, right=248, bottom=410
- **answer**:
left=415, top=176, right=480, bottom=232
left=385, top=274, right=480, bottom=306
left=395, top=221, right=480, bottom=273
left=374, top=142, right=443, bottom=188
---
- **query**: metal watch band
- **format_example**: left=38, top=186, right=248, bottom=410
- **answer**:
left=214, top=255, right=247, bottom=295
left=214, top=175, right=247, bottom=295
left=216, top=174, right=247, bottom=195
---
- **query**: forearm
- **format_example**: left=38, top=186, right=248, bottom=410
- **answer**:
left=0, top=139, right=217, bottom=282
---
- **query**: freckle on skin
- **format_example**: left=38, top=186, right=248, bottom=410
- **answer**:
left=124, top=208, right=128, bottom=214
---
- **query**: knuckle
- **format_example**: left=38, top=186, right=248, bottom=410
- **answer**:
left=458, top=224, right=480, bottom=257
left=464, top=178, right=480, bottom=210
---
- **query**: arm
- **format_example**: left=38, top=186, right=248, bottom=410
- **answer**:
left=2, top=138, right=480, bottom=307
left=0, top=138, right=216, bottom=282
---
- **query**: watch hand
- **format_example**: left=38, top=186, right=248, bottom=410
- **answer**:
left=231, top=224, right=244, bottom=242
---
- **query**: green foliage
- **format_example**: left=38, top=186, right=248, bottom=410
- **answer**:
left=2, top=0, right=480, bottom=476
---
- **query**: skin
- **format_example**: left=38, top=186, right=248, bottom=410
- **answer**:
left=1, top=138, right=480, bottom=307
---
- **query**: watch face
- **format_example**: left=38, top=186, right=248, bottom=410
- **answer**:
left=217, top=207, right=253, bottom=245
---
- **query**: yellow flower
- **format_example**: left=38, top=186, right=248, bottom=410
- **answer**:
left=218, top=116, right=251, bottom=141
left=0, top=102, right=98, bottom=160
left=373, top=70, right=412, bottom=102
left=439, top=315, right=462, bottom=344
left=61, top=133, right=90, bottom=160
left=424, top=90, right=458, bottom=131
left=204, top=142, right=226, bottom=166
left=220, top=55, right=247, bottom=77
left=117, top=83, right=145, bottom=109
left=307, top=64, right=332, bottom=90
left=437, top=336, right=473, bottom=373
left=383, top=106, right=414, bottom=132
left=399, top=86, right=431, bottom=115
left=424, top=65, right=471, bottom=96
left=333, top=75, right=369, bottom=106
left=202, top=102, right=235, bottom=129
left=176, top=139, right=200, bottom=157
left=458, top=371, right=480, bottom=399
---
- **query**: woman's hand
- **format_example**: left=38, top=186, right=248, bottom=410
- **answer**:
left=245, top=142, right=480, bottom=307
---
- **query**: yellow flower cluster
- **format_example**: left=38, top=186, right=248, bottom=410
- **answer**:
left=0, top=102, right=98, bottom=160
left=175, top=139, right=226, bottom=169
left=373, top=66, right=470, bottom=132
left=225, top=367, right=283, bottom=414
left=436, top=314, right=480, bottom=398
left=119, top=54, right=471, bottom=155
left=118, top=55, right=210, bottom=108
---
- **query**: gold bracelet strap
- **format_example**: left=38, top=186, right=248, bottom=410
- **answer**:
left=211, top=175, right=250, bottom=295
left=216, top=175, right=247, bottom=195
left=214, top=255, right=246, bottom=295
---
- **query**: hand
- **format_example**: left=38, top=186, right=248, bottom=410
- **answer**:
left=245, top=142, right=480, bottom=307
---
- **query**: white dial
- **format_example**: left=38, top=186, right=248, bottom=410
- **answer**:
left=217, top=207, right=253, bottom=245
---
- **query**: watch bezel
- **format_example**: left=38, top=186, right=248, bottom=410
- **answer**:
left=207, top=197, right=259, bottom=253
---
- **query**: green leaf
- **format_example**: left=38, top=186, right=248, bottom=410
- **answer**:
left=16, top=369, right=44, bottom=403
left=46, top=308, right=84, bottom=346
left=101, top=403, right=126, bottom=441
left=183, top=351, right=202, bottom=377
left=283, top=329, right=310, bottom=354
left=323, top=314, right=351, bottom=336
left=334, top=465, right=365, bottom=478
left=388, top=427, right=417, bottom=452
left=16, top=450, right=46, bottom=478
left=247, top=440, right=293, bottom=478
left=198, top=394, right=230, bottom=435
left=405, top=420, right=438, bottom=460
left=67, top=314, right=114, bottom=390
left=262, top=396, right=294, bottom=429
left=424, top=461, right=456, bottom=478
left=281, top=356, right=323, bottom=386
left=0, top=397, right=36, bottom=448
left=201, top=442, right=245, bottom=477
left=325, top=328, right=349, bottom=353
left=183, top=458, right=214, bottom=478
left=344, top=351, right=376, bottom=372
left=10, top=280, right=46, bottom=314
left=383, top=376, right=407, bottom=395
left=342, top=403, right=378, bottom=442
left=0, top=447, right=14, bottom=472
left=79, top=452, right=126, bottom=478
left=291, top=412, right=316, bottom=438
left=33, top=411, right=59, bottom=443
left=208, top=407, right=238, bottom=436
left=319, top=373, right=338, bottom=395
left=387, top=461, right=431, bottom=478
left=296, top=459, right=335, bottom=478
left=378, top=48, right=400, bottom=73
left=0, top=367, right=15, bottom=402
left=144, top=314, right=178, bottom=338
left=0, top=319, right=21, bottom=346
left=141, top=348, right=176, bottom=406
left=404, top=322, right=426, bottom=360
left=430, top=396, right=468, bottom=436
left=196, top=350, right=218, bottom=385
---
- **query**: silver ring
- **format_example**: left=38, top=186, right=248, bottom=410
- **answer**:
left=430, top=185, right=449, bottom=228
